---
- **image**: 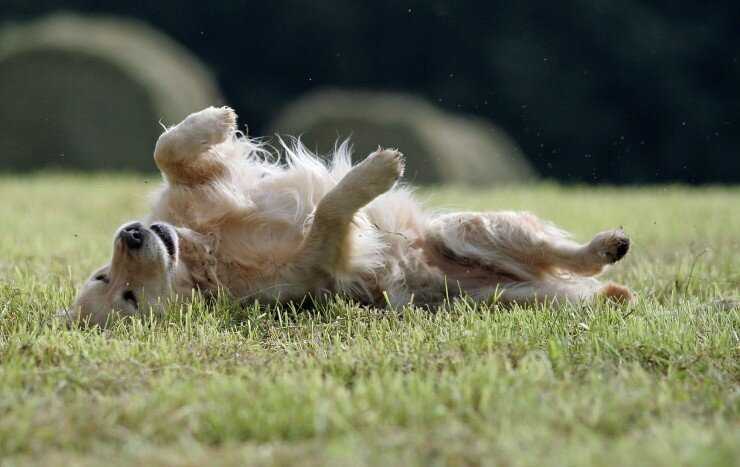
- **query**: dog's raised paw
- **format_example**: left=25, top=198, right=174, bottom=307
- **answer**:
left=366, top=147, right=405, bottom=180
left=353, top=148, right=405, bottom=195
left=589, top=229, right=631, bottom=264
left=179, top=106, right=237, bottom=146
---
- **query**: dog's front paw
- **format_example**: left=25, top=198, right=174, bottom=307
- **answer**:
left=588, top=228, right=631, bottom=264
left=177, top=106, right=237, bottom=147
left=355, top=148, right=405, bottom=194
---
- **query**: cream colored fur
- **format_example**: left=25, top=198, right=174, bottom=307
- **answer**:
left=68, top=107, right=632, bottom=326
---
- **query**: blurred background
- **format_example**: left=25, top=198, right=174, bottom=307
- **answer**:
left=1, top=1, right=738, bottom=185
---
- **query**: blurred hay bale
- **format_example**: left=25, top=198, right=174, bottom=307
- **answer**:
left=269, top=89, right=535, bottom=185
left=0, top=14, right=221, bottom=172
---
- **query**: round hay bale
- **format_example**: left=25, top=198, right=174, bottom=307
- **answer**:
left=0, top=14, right=222, bottom=172
left=268, top=89, right=535, bottom=185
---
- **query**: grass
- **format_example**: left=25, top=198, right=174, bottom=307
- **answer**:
left=0, top=174, right=738, bottom=466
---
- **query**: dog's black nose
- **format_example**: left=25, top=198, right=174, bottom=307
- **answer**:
left=613, top=237, right=630, bottom=262
left=120, top=223, right=144, bottom=249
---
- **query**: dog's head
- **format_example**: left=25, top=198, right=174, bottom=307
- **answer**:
left=66, top=221, right=179, bottom=326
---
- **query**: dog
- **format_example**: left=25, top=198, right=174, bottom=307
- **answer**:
left=67, top=106, right=632, bottom=326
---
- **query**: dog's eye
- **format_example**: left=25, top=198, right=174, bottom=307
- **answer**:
left=122, top=290, right=138, bottom=309
left=94, top=274, right=109, bottom=283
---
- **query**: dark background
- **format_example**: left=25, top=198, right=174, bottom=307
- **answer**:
left=2, top=0, right=739, bottom=184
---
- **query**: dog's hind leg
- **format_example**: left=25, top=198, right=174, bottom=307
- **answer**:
left=469, top=278, right=634, bottom=305
left=426, top=212, right=631, bottom=278
left=153, top=106, right=237, bottom=185
left=548, top=228, right=631, bottom=276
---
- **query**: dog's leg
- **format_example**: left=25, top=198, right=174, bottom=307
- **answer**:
left=427, top=212, right=630, bottom=278
left=541, top=228, right=631, bottom=276
left=470, top=278, right=634, bottom=305
left=425, top=211, right=633, bottom=303
left=153, top=106, right=236, bottom=185
left=294, top=148, right=404, bottom=278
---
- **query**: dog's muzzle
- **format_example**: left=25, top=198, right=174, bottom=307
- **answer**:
left=119, top=222, right=144, bottom=250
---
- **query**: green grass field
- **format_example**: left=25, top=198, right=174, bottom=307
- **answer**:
left=1, top=174, right=738, bottom=466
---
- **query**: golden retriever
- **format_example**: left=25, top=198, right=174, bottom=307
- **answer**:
left=68, top=107, right=632, bottom=326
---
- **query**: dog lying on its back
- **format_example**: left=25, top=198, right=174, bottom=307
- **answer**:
left=68, top=107, right=632, bottom=326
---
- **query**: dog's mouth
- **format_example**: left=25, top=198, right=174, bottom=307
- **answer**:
left=150, top=223, right=176, bottom=258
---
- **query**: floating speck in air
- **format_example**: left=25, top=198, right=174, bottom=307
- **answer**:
left=584, top=153, right=592, bottom=159
left=682, top=121, right=686, bottom=126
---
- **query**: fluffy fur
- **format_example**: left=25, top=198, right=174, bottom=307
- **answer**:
left=68, top=107, right=632, bottom=326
